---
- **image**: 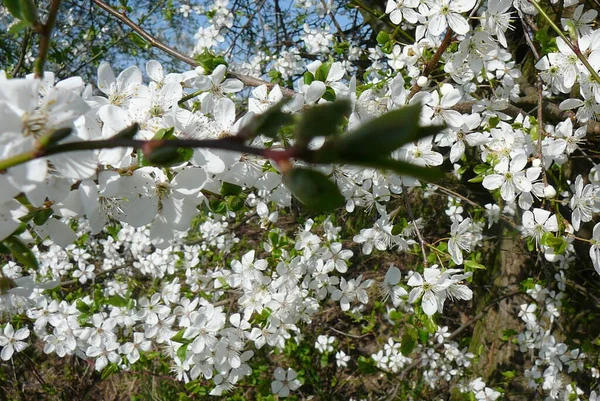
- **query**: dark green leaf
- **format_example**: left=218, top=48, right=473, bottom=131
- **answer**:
left=177, top=344, right=188, bottom=361
left=4, top=0, right=24, bottom=21
left=400, top=331, right=417, bottom=356
left=303, top=72, right=314, bottom=85
left=221, top=182, right=242, bottom=196
left=296, top=100, right=351, bottom=141
left=227, top=196, right=245, bottom=211
left=194, top=49, right=228, bottom=74
left=18, top=0, right=38, bottom=25
left=106, top=295, right=128, bottom=308
left=4, top=235, right=38, bottom=270
left=76, top=299, right=91, bottom=313
left=283, top=168, right=344, bottom=212
left=330, top=105, right=432, bottom=158
left=245, top=98, right=294, bottom=139
left=322, top=86, right=337, bottom=102
left=33, top=209, right=53, bottom=226
left=8, top=20, right=30, bottom=34
left=357, top=356, right=378, bottom=374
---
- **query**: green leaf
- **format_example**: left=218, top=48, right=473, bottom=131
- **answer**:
left=244, top=98, right=294, bottom=139
left=464, top=260, right=486, bottom=270
left=296, top=100, right=351, bottom=142
left=381, top=41, right=394, bottom=54
left=76, top=299, right=91, bottom=313
left=221, top=182, right=242, bottom=196
left=101, top=363, right=119, bottom=380
left=322, top=86, right=337, bottom=102
left=152, top=127, right=175, bottom=140
left=303, top=72, right=314, bottom=85
left=18, top=0, right=38, bottom=25
left=33, top=208, right=53, bottom=226
left=3, top=235, right=39, bottom=270
left=3, top=0, right=24, bottom=20
left=171, top=329, right=187, bottom=343
left=129, top=32, right=150, bottom=50
left=315, top=62, right=331, bottom=82
left=400, top=331, right=417, bottom=356
left=283, top=168, right=344, bottom=212
left=322, top=105, right=441, bottom=161
left=8, top=20, right=30, bottom=35
left=357, top=356, right=377, bottom=374
left=194, top=49, right=227, bottom=74
left=177, top=344, right=188, bottom=361
left=106, top=295, right=128, bottom=308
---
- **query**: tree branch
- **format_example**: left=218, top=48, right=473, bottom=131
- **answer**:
left=91, top=0, right=296, bottom=96
left=34, top=0, right=62, bottom=78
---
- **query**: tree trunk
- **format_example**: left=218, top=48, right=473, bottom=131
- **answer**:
left=468, top=225, right=536, bottom=400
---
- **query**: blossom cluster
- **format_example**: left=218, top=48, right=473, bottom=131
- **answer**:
left=1, top=0, right=600, bottom=398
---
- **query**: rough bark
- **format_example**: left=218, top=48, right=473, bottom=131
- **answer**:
left=468, top=226, right=536, bottom=400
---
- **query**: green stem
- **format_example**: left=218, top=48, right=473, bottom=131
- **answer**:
left=531, top=0, right=600, bottom=83
left=178, top=89, right=205, bottom=105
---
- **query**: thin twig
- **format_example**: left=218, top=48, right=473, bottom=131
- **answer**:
left=11, top=31, right=31, bottom=77
left=34, top=0, right=62, bottom=78
left=320, top=0, right=346, bottom=40
left=407, top=30, right=455, bottom=101
left=91, top=0, right=296, bottom=96
left=402, top=185, right=428, bottom=266
left=530, top=0, right=600, bottom=82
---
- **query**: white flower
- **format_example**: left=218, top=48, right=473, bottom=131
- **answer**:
left=407, top=266, right=452, bottom=316
left=522, top=208, right=558, bottom=245
left=448, top=218, right=474, bottom=265
left=315, top=335, right=335, bottom=354
left=271, top=367, right=301, bottom=397
left=482, top=153, right=532, bottom=202
left=427, top=0, right=477, bottom=36
left=335, top=350, right=351, bottom=367
left=0, top=323, right=30, bottom=360
left=380, top=265, right=408, bottom=307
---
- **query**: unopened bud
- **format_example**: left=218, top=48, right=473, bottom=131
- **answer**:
left=543, top=185, right=557, bottom=198
left=416, top=76, right=429, bottom=88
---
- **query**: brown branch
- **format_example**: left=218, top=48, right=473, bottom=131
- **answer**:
left=34, top=0, right=62, bottom=78
left=91, top=0, right=296, bottom=96
left=407, top=30, right=455, bottom=100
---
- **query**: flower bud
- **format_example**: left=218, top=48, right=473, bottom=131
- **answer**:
left=416, top=76, right=429, bottom=88
left=543, top=185, right=556, bottom=199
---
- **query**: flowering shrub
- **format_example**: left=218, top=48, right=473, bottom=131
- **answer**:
left=1, top=0, right=600, bottom=399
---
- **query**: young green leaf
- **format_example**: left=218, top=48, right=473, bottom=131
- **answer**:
left=4, top=235, right=39, bottom=270
left=330, top=104, right=435, bottom=158
left=283, top=167, right=344, bottom=212
left=296, top=100, right=351, bottom=142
